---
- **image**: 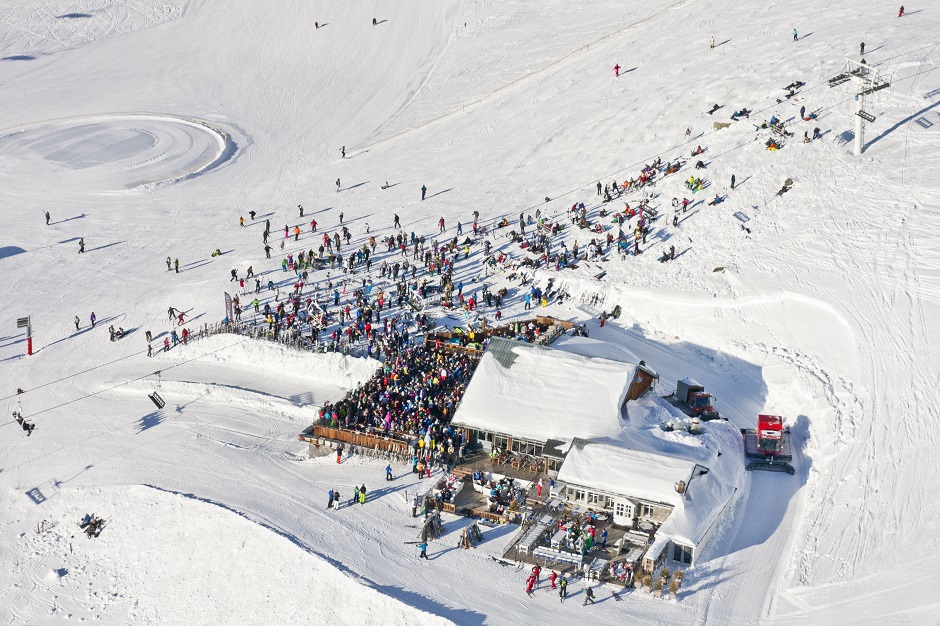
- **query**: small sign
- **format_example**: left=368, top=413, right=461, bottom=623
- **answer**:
left=16, top=317, right=30, bottom=328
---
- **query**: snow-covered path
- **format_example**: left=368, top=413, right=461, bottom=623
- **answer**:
left=1, top=0, right=939, bottom=623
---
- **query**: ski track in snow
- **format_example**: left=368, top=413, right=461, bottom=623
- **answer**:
left=1, top=0, right=940, bottom=624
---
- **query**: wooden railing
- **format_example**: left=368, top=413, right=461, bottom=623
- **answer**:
left=303, top=424, right=410, bottom=454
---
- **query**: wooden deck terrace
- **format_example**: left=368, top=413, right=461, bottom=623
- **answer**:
left=453, top=449, right=546, bottom=483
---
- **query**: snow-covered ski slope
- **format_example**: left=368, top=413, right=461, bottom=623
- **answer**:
left=1, top=0, right=939, bottom=624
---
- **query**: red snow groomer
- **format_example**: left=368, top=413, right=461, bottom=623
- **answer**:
left=741, top=414, right=794, bottom=475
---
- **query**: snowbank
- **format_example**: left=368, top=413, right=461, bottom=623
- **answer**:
left=5, top=485, right=454, bottom=626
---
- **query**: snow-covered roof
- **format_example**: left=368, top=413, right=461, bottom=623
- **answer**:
left=557, top=439, right=697, bottom=508
left=452, top=338, right=635, bottom=442
left=557, top=439, right=736, bottom=547
left=552, top=334, right=641, bottom=364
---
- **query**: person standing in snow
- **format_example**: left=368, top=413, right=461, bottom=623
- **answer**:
left=613, top=63, right=620, bottom=77
left=386, top=464, right=393, bottom=481
left=418, top=541, right=428, bottom=559
left=898, top=5, right=904, bottom=17
left=359, top=484, right=366, bottom=505
left=792, top=28, right=798, bottom=41
left=78, top=238, right=85, bottom=253
left=559, top=575, right=568, bottom=602
left=549, top=571, right=558, bottom=589
left=438, top=217, right=445, bottom=233
left=421, top=184, right=427, bottom=201
left=336, top=178, right=341, bottom=192
left=800, top=105, right=806, bottom=120
left=583, top=585, right=596, bottom=605
left=333, top=489, right=341, bottom=510
left=327, top=489, right=334, bottom=509
left=174, top=258, right=179, bottom=273
left=45, top=211, right=50, bottom=225
left=860, top=42, right=865, bottom=55
left=709, top=36, right=715, bottom=49
left=298, top=204, right=304, bottom=217
left=394, top=214, right=401, bottom=229
left=340, top=146, right=345, bottom=159
left=537, top=478, right=543, bottom=497
left=731, top=174, right=736, bottom=189
left=525, top=575, right=536, bottom=596
left=74, top=316, right=80, bottom=331
left=90, top=312, right=96, bottom=328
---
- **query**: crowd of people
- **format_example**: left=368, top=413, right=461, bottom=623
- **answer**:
left=319, top=344, right=480, bottom=455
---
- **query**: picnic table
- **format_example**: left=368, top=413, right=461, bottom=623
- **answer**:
left=533, top=546, right=583, bottom=567
left=586, top=557, right=609, bottom=581
left=517, top=522, right=549, bottom=555
left=550, top=529, right=567, bottom=550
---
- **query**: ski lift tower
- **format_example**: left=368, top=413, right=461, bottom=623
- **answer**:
left=828, top=58, right=890, bottom=155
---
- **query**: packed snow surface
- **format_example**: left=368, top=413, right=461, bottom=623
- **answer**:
left=1, top=0, right=940, bottom=624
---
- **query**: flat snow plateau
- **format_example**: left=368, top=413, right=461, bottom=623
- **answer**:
left=1, top=0, right=939, bottom=624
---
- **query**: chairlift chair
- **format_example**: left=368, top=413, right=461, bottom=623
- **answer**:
left=148, top=371, right=166, bottom=409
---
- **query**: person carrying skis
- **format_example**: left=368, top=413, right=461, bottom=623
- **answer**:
left=418, top=542, right=428, bottom=559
